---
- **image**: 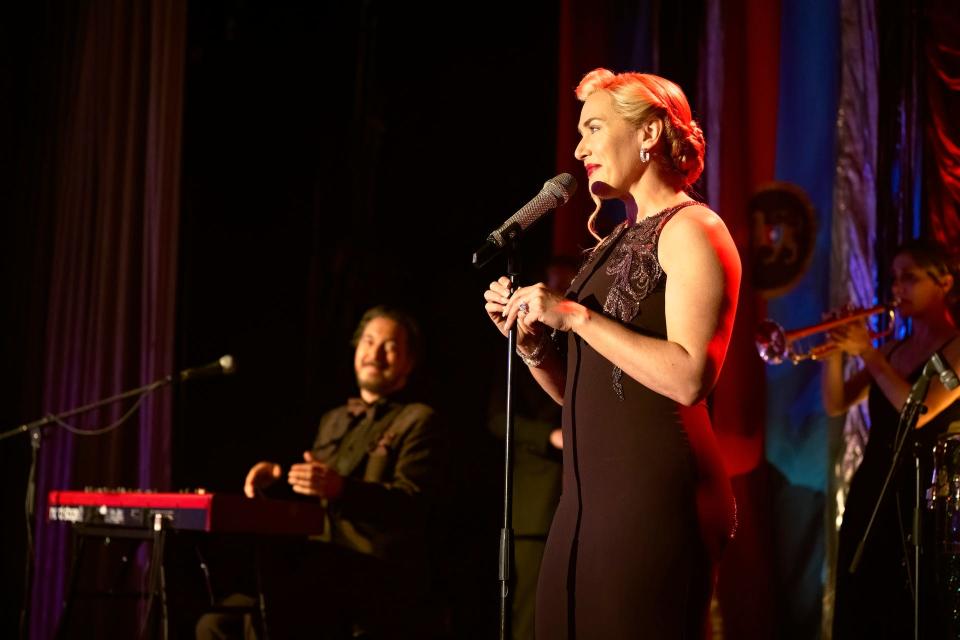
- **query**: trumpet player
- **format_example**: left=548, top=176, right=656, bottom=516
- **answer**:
left=821, top=239, right=960, bottom=639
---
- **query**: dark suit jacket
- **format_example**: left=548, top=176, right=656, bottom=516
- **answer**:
left=311, top=398, right=446, bottom=576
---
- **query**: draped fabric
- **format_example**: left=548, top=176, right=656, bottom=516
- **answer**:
left=28, top=2, right=186, bottom=637
left=924, top=0, right=960, bottom=247
left=825, top=1, right=880, bottom=634
left=827, top=0, right=960, bottom=634
left=766, top=2, right=843, bottom=636
left=875, top=0, right=924, bottom=268
left=828, top=15, right=925, bottom=635
left=553, top=0, right=655, bottom=257
left=552, top=0, right=705, bottom=256
left=706, top=1, right=781, bottom=637
left=554, top=1, right=777, bottom=636
left=549, top=1, right=960, bottom=637
left=698, top=0, right=723, bottom=212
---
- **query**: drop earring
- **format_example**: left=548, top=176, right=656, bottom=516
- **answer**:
left=639, top=147, right=650, bottom=163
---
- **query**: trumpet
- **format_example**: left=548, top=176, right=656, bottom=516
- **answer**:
left=755, top=303, right=898, bottom=365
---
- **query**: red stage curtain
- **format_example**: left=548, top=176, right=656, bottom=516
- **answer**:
left=708, top=1, right=779, bottom=638
left=924, top=0, right=960, bottom=246
left=552, top=0, right=627, bottom=258
left=553, top=1, right=778, bottom=637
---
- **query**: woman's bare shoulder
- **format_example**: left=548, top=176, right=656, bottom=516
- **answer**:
left=660, top=204, right=729, bottom=240
left=659, top=204, right=737, bottom=267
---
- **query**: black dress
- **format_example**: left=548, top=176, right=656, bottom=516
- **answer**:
left=535, top=203, right=735, bottom=639
left=833, top=341, right=960, bottom=639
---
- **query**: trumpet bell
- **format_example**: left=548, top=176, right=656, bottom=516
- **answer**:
left=756, top=319, right=788, bottom=365
left=755, top=303, right=897, bottom=365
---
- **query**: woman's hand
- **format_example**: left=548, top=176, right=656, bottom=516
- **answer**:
left=829, top=320, right=874, bottom=357
left=503, top=282, right=584, bottom=334
left=483, top=276, right=516, bottom=336
left=484, top=277, right=557, bottom=354
left=485, top=277, right=569, bottom=401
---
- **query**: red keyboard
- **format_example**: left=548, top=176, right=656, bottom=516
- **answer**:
left=48, top=490, right=326, bottom=535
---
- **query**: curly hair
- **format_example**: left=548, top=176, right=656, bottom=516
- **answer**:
left=576, top=68, right=705, bottom=186
left=576, top=68, right=705, bottom=240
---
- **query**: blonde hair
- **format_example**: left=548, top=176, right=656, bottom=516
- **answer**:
left=576, top=68, right=705, bottom=240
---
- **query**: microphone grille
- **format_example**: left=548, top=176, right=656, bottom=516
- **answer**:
left=490, top=173, right=581, bottom=246
left=514, top=173, right=579, bottom=230
left=544, top=173, right=578, bottom=202
left=218, top=355, right=236, bottom=375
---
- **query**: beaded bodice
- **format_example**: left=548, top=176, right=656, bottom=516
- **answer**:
left=574, top=201, right=700, bottom=398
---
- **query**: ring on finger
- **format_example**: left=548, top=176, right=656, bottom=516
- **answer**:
left=519, top=302, right=530, bottom=316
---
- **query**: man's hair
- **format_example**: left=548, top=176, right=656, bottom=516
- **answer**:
left=351, top=305, right=423, bottom=366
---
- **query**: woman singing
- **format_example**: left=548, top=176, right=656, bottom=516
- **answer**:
left=483, top=68, right=740, bottom=638
left=823, top=239, right=960, bottom=638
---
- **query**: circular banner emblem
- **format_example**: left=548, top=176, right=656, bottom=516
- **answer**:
left=749, top=182, right=816, bottom=298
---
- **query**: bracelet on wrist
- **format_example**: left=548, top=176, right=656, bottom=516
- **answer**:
left=516, top=332, right=552, bottom=368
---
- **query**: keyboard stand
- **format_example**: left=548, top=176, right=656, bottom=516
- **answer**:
left=54, top=521, right=268, bottom=639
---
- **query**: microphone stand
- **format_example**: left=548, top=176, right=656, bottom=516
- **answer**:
left=848, top=365, right=935, bottom=640
left=497, top=237, right=520, bottom=640
left=0, top=364, right=222, bottom=639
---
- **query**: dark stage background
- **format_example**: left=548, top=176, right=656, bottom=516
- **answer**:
left=2, top=1, right=958, bottom=639
left=1, top=1, right=559, bottom=637
left=174, top=0, right=559, bottom=490
left=173, top=2, right=560, bottom=635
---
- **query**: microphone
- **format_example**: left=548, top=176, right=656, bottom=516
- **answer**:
left=472, top=173, right=578, bottom=268
left=177, top=355, right=237, bottom=382
left=925, top=352, right=960, bottom=391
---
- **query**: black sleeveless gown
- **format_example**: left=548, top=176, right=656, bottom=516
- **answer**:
left=535, top=204, right=735, bottom=639
left=833, top=340, right=960, bottom=639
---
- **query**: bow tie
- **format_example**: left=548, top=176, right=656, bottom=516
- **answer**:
left=346, top=397, right=385, bottom=418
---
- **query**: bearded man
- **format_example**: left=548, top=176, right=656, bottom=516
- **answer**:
left=199, top=306, right=446, bottom=640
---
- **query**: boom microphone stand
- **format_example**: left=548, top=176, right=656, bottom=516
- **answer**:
left=474, top=235, right=522, bottom=640
left=0, top=355, right=235, bottom=639
left=492, top=238, right=522, bottom=640
left=472, top=172, right=576, bottom=640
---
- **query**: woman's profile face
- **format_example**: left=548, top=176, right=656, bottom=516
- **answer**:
left=891, top=252, right=949, bottom=318
left=574, top=90, right=645, bottom=199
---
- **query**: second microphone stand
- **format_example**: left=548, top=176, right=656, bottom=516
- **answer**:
left=2, top=356, right=233, bottom=640
left=1, top=376, right=173, bottom=640
left=848, top=359, right=944, bottom=640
